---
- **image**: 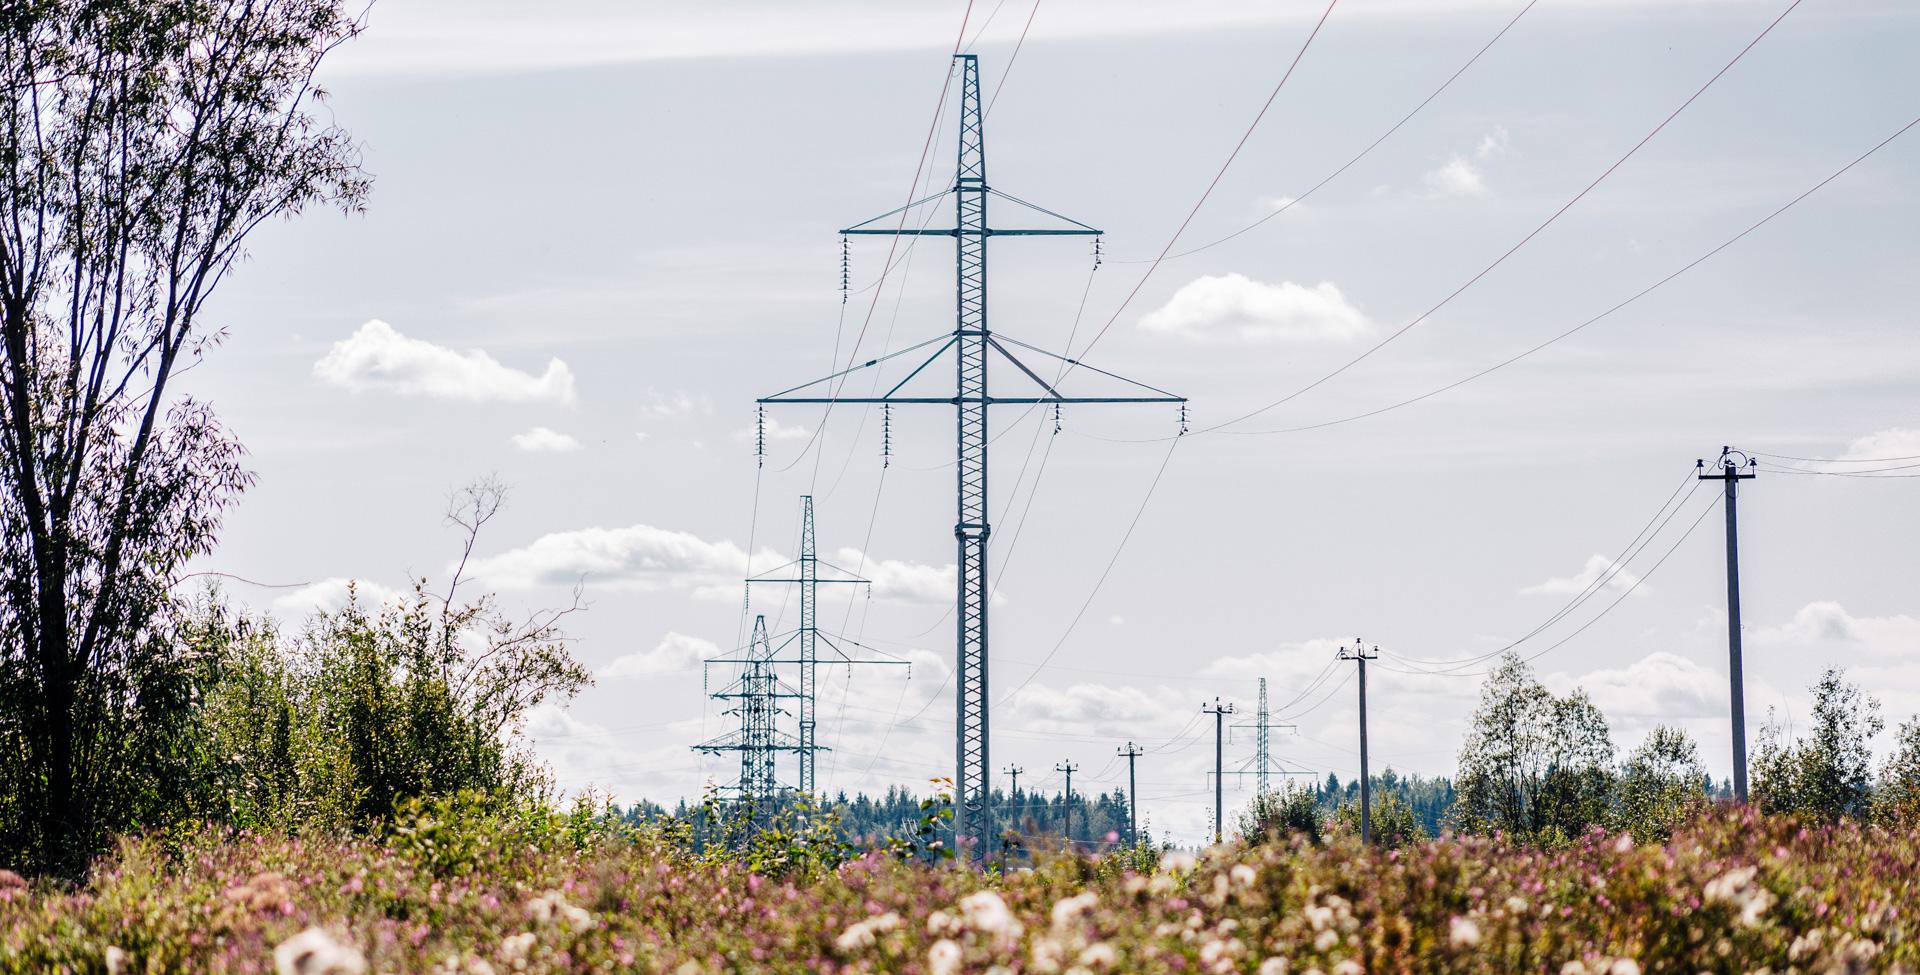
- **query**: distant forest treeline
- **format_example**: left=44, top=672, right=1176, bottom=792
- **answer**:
left=622, top=769, right=1462, bottom=846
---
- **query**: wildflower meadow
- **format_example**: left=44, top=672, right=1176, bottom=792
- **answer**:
left=1, top=804, right=1914, bottom=975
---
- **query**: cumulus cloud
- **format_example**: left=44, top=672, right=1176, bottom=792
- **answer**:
left=1420, top=127, right=1507, bottom=198
left=313, top=319, right=576, bottom=403
left=1421, top=156, right=1487, bottom=196
left=510, top=426, right=581, bottom=452
left=1475, top=126, right=1510, bottom=160
left=1139, top=274, right=1368, bottom=343
left=1546, top=652, right=1723, bottom=720
left=1254, top=194, right=1298, bottom=212
left=462, top=525, right=953, bottom=603
left=1520, top=555, right=1646, bottom=597
left=639, top=389, right=711, bottom=419
left=832, top=547, right=953, bottom=602
left=1840, top=427, right=1920, bottom=461
left=271, top=577, right=409, bottom=618
left=1752, top=601, right=1920, bottom=649
left=737, top=416, right=812, bottom=442
left=603, top=632, right=717, bottom=678
left=464, top=523, right=775, bottom=594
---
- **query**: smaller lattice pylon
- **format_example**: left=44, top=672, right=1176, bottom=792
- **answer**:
left=1231, top=677, right=1295, bottom=792
left=693, top=615, right=805, bottom=821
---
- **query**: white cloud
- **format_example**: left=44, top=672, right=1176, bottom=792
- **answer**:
left=1421, top=155, right=1487, bottom=197
left=639, top=389, right=711, bottom=419
left=1545, top=652, right=1723, bottom=720
left=833, top=547, right=953, bottom=602
left=1254, top=195, right=1298, bottom=212
left=465, top=523, right=778, bottom=593
left=1520, top=554, right=1646, bottom=597
left=1139, top=274, right=1369, bottom=343
left=271, top=577, right=410, bottom=618
left=313, top=319, right=576, bottom=404
left=1752, top=601, right=1920, bottom=649
left=736, top=416, right=812, bottom=442
left=1475, top=125, right=1510, bottom=160
left=510, top=426, right=581, bottom=452
left=603, top=632, right=717, bottom=678
left=1841, top=427, right=1920, bottom=461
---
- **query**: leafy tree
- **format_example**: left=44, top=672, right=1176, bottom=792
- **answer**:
left=1239, top=781, right=1324, bottom=845
left=0, top=0, right=368, bottom=872
left=1616, top=725, right=1710, bottom=842
left=192, top=481, right=591, bottom=831
left=1329, top=790, right=1428, bottom=848
left=1451, top=652, right=1615, bottom=841
left=1874, top=716, right=1920, bottom=825
left=1752, top=668, right=1883, bottom=820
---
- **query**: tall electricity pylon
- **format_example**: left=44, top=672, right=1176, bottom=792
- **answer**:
left=759, top=55, right=1184, bottom=861
left=745, top=496, right=874, bottom=796
left=693, top=615, right=803, bottom=814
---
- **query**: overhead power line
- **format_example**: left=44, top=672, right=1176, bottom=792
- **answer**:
left=1114, top=0, right=1543, bottom=264
left=1199, top=0, right=1808, bottom=436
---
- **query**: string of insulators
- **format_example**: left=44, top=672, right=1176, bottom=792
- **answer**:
left=1052, top=402, right=1062, bottom=435
left=755, top=405, right=766, bottom=467
left=1179, top=403, right=1190, bottom=436
left=881, top=402, right=892, bottom=468
left=1093, top=236, right=1103, bottom=270
left=840, top=235, right=850, bottom=304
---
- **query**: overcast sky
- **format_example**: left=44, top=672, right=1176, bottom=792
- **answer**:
left=185, top=0, right=1919, bottom=843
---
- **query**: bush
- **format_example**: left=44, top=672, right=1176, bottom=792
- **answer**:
left=1239, top=781, right=1324, bottom=845
left=1752, top=667, right=1883, bottom=821
left=1616, top=725, right=1710, bottom=842
left=1328, top=790, right=1429, bottom=848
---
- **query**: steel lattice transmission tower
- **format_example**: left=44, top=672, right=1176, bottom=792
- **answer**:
left=693, top=615, right=802, bottom=811
left=1233, top=677, right=1294, bottom=791
left=759, top=55, right=1184, bottom=861
left=744, top=496, right=875, bottom=796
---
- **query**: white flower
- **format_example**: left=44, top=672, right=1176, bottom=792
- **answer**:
left=500, top=933, right=537, bottom=962
left=1259, top=958, right=1290, bottom=975
left=1158, top=850, right=1198, bottom=874
left=273, top=927, right=367, bottom=975
left=1614, top=833, right=1635, bottom=853
left=961, top=890, right=1024, bottom=940
left=1230, top=864, right=1257, bottom=888
left=1079, top=943, right=1118, bottom=968
left=1449, top=917, right=1482, bottom=949
left=929, top=939, right=963, bottom=975
left=835, top=912, right=904, bottom=950
left=1052, top=892, right=1099, bottom=928
left=1610, top=959, right=1642, bottom=975
left=1335, top=961, right=1364, bottom=975
left=1314, top=930, right=1339, bottom=952
left=105, top=947, right=128, bottom=975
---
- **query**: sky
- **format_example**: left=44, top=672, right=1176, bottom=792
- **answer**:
left=184, top=0, right=1920, bottom=844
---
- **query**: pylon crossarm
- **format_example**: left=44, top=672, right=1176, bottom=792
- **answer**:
left=986, top=337, right=1064, bottom=401
left=986, top=188, right=1101, bottom=233
left=815, top=632, right=914, bottom=664
left=758, top=334, right=953, bottom=402
left=994, top=334, right=1188, bottom=401
left=839, top=187, right=957, bottom=234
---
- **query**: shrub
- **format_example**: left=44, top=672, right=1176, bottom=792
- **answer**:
left=1752, top=667, right=1883, bottom=821
left=1239, top=781, right=1324, bottom=845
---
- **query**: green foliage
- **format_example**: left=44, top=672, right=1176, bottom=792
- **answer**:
left=1875, top=716, right=1920, bottom=825
left=1328, top=790, right=1429, bottom=848
left=1240, top=780, right=1324, bottom=845
left=188, top=573, right=589, bottom=833
left=1451, top=652, right=1616, bottom=841
left=1752, top=667, right=1884, bottom=821
left=1316, top=768, right=1456, bottom=837
left=0, top=0, right=369, bottom=875
left=1616, top=725, right=1711, bottom=842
